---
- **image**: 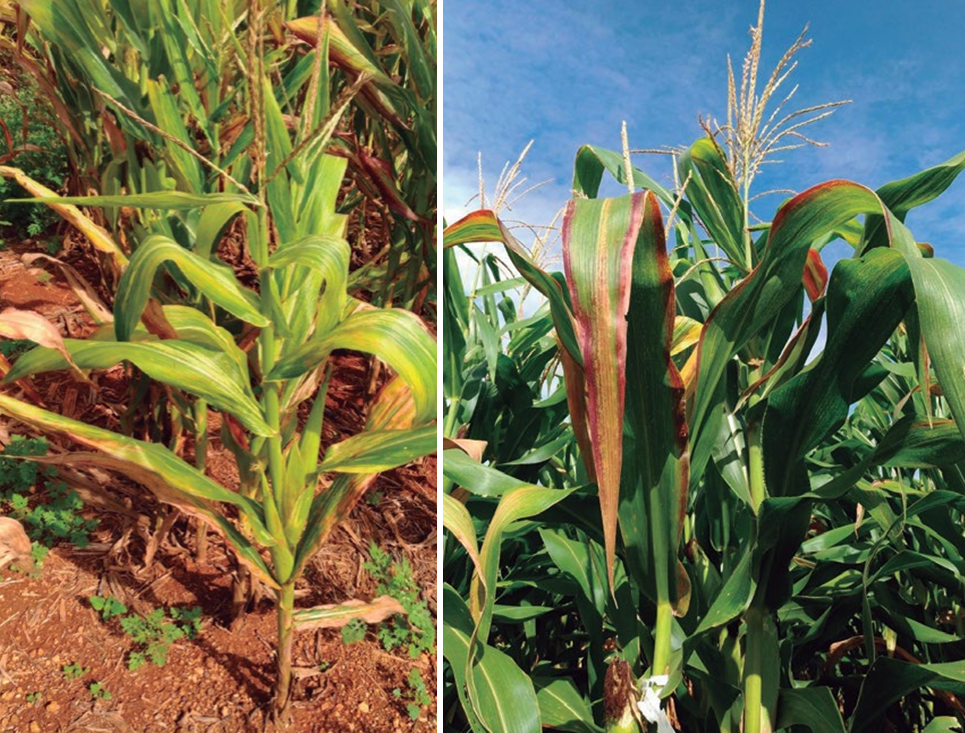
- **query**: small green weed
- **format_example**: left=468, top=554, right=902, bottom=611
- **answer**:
left=89, top=594, right=128, bottom=621
left=88, top=595, right=202, bottom=670
left=365, top=490, right=384, bottom=507
left=340, top=618, right=367, bottom=644
left=169, top=605, right=203, bottom=638
left=43, top=237, right=64, bottom=256
left=364, top=543, right=435, bottom=719
left=88, top=682, right=111, bottom=700
left=124, top=607, right=200, bottom=670
left=62, top=662, right=90, bottom=680
left=393, top=669, right=431, bottom=721
left=364, top=542, right=435, bottom=659
left=26, top=691, right=41, bottom=705
left=0, top=76, right=68, bottom=238
left=0, top=436, right=98, bottom=565
left=0, top=339, right=37, bottom=362
left=406, top=668, right=431, bottom=720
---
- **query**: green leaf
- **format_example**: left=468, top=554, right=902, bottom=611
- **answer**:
left=7, top=338, right=272, bottom=437
left=289, top=376, right=423, bottom=581
left=443, top=587, right=541, bottom=733
left=535, top=678, right=602, bottom=733
left=874, top=415, right=965, bottom=468
left=691, top=181, right=888, bottom=447
left=195, top=202, right=251, bottom=260
left=775, top=687, right=846, bottom=733
left=677, top=138, right=747, bottom=271
left=114, top=234, right=268, bottom=341
left=319, top=425, right=437, bottom=473
left=269, top=308, right=436, bottom=424
left=263, top=76, right=298, bottom=244
left=902, top=256, right=965, bottom=447
left=763, top=247, right=916, bottom=498
left=572, top=145, right=681, bottom=212
left=161, top=305, right=250, bottom=377
left=146, top=78, right=204, bottom=193
left=539, top=528, right=607, bottom=617
left=472, top=483, right=575, bottom=642
left=442, top=449, right=532, bottom=497
left=14, top=191, right=257, bottom=209
left=921, top=717, right=962, bottom=733
left=849, top=657, right=965, bottom=733
left=862, top=148, right=965, bottom=249
left=691, top=544, right=755, bottom=638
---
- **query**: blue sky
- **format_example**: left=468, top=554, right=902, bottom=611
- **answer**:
left=442, top=1, right=965, bottom=263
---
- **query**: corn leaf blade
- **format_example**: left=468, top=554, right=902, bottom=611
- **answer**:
left=7, top=338, right=272, bottom=437
left=0, top=394, right=275, bottom=585
left=619, top=192, right=690, bottom=608
left=268, top=308, right=436, bottom=424
left=114, top=234, right=268, bottom=341
left=561, top=192, right=645, bottom=585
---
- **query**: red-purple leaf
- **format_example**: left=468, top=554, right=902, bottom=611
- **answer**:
left=562, top=193, right=645, bottom=586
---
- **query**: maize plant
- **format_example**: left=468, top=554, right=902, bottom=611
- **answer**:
left=0, top=0, right=437, bottom=723
left=0, top=0, right=435, bottom=309
left=442, top=134, right=965, bottom=733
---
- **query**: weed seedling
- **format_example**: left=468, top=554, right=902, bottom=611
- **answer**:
left=26, top=692, right=41, bottom=705
left=89, top=594, right=127, bottom=622
left=88, top=682, right=111, bottom=700
left=169, top=605, right=203, bottom=638
left=340, top=618, right=367, bottom=645
left=395, top=669, right=431, bottom=721
left=0, top=437, right=98, bottom=568
left=120, top=606, right=202, bottom=670
left=364, top=542, right=435, bottom=659
left=62, top=662, right=90, bottom=680
left=0, top=339, right=37, bottom=363
left=87, top=596, right=203, bottom=670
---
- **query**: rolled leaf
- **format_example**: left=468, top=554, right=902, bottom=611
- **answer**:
left=562, top=192, right=644, bottom=586
left=268, top=235, right=350, bottom=338
left=619, top=192, right=690, bottom=608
